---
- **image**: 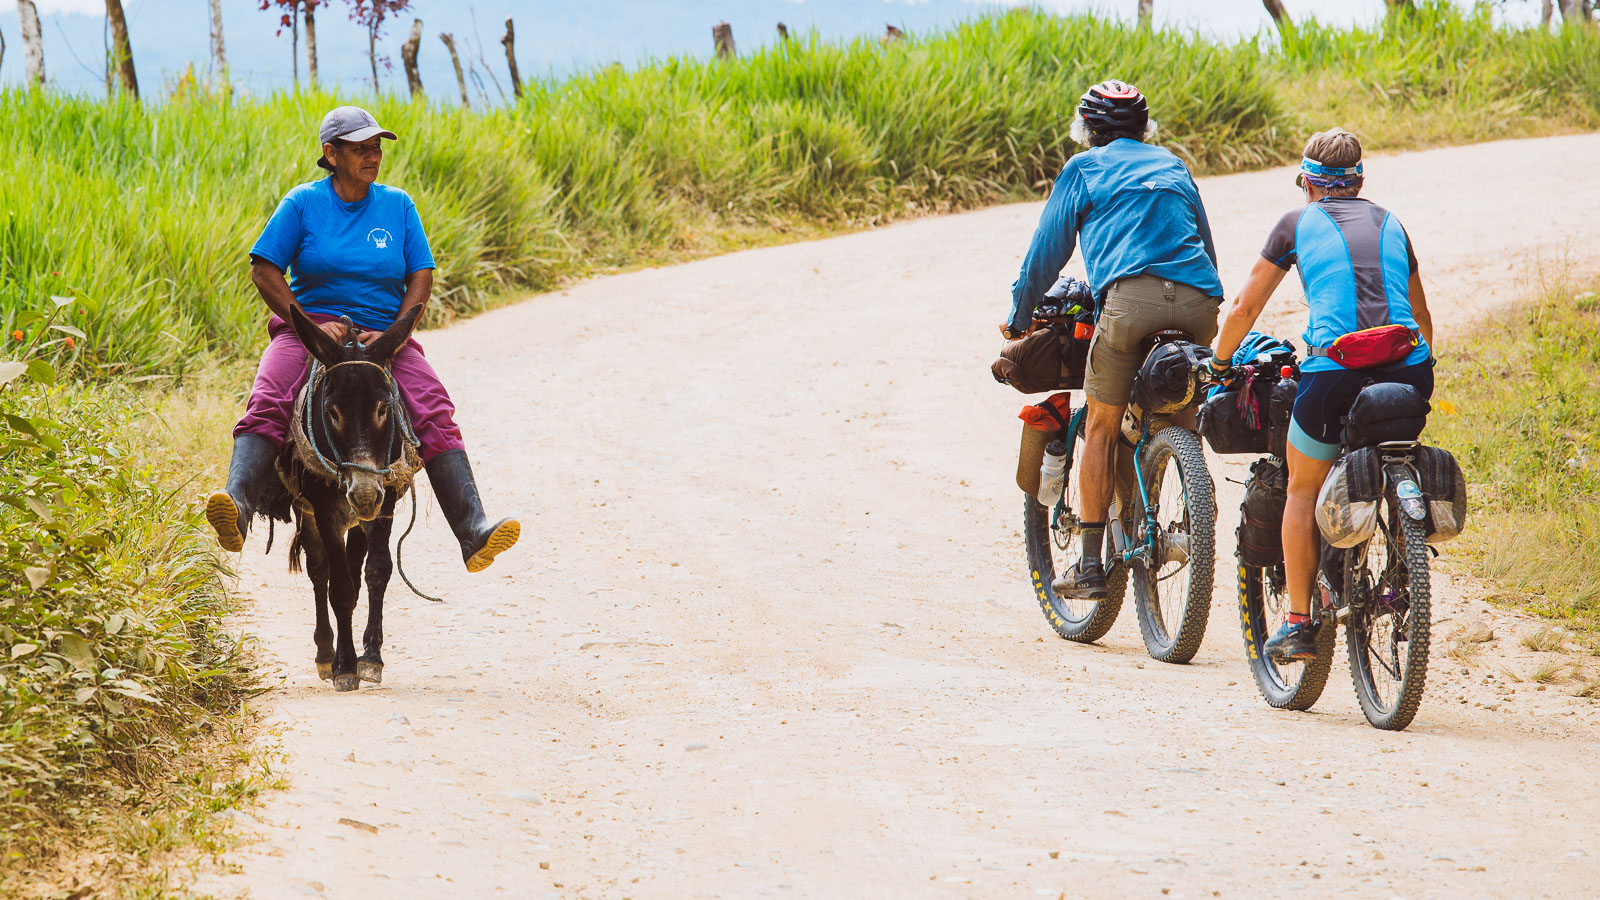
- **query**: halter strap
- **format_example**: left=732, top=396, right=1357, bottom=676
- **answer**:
left=302, top=358, right=420, bottom=481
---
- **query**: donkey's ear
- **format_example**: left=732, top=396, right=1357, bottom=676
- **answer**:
left=288, top=304, right=342, bottom=366
left=363, top=305, right=423, bottom=362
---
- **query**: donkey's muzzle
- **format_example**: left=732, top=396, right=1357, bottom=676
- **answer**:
left=347, top=476, right=385, bottom=522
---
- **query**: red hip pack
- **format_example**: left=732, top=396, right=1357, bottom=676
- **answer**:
left=1311, top=325, right=1418, bottom=369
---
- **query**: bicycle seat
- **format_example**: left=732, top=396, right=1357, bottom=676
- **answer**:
left=1140, top=329, right=1196, bottom=355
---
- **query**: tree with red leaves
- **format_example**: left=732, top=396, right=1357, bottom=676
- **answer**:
left=258, top=0, right=323, bottom=88
left=347, top=0, right=413, bottom=92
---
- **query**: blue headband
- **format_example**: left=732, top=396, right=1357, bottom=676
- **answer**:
left=1299, top=157, right=1363, bottom=188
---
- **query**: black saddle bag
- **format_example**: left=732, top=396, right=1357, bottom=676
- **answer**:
left=1342, top=382, right=1430, bottom=448
left=1238, top=457, right=1289, bottom=567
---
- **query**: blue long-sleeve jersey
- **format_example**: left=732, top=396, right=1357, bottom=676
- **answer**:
left=1008, top=139, right=1223, bottom=333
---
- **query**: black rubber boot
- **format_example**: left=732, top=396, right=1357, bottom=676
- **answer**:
left=205, top=433, right=279, bottom=552
left=425, top=449, right=521, bottom=573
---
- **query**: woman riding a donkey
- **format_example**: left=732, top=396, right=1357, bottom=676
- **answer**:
left=207, top=106, right=519, bottom=574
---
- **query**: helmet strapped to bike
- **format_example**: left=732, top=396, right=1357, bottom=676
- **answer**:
left=1073, top=80, right=1151, bottom=145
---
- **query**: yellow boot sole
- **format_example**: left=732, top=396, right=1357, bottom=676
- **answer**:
left=466, top=519, right=520, bottom=573
left=206, top=491, right=244, bottom=552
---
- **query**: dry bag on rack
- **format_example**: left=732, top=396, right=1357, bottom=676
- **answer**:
left=1238, top=457, right=1289, bottom=567
left=1341, top=382, right=1430, bottom=448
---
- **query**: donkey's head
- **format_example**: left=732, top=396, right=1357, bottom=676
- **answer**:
left=289, top=304, right=423, bottom=522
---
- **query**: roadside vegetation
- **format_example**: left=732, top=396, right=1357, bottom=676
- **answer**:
left=1431, top=278, right=1600, bottom=638
left=5, top=4, right=1600, bottom=376
left=0, top=302, right=263, bottom=896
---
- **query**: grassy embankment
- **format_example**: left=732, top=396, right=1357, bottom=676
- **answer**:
left=1431, top=280, right=1600, bottom=650
left=6, top=4, right=1600, bottom=376
left=4, top=1, right=1600, bottom=891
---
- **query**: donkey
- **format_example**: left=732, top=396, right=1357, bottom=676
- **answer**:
left=264, top=304, right=425, bottom=692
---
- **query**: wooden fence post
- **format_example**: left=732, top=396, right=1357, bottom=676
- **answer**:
left=882, top=24, right=904, bottom=44
left=1261, top=0, right=1289, bottom=30
left=712, top=21, right=735, bottom=59
left=440, top=32, right=469, bottom=108
left=401, top=19, right=423, bottom=99
left=777, top=22, right=789, bottom=41
left=502, top=17, right=523, bottom=99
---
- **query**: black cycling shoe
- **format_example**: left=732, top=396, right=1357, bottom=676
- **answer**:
left=1052, top=559, right=1108, bottom=600
left=1264, top=620, right=1318, bottom=661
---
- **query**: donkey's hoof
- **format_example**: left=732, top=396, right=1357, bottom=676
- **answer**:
left=357, top=660, right=384, bottom=684
left=333, top=673, right=360, bottom=692
left=316, top=661, right=333, bottom=682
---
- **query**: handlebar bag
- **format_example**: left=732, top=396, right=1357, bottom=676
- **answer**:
left=1341, top=381, right=1430, bottom=448
left=1414, top=444, right=1468, bottom=544
left=1238, top=457, right=1289, bottom=567
left=993, top=326, right=1085, bottom=394
left=1316, top=446, right=1383, bottom=548
left=1198, top=373, right=1293, bottom=456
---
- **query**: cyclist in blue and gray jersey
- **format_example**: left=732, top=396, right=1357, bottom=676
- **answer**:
left=1210, top=128, right=1436, bottom=660
left=1004, top=80, right=1224, bottom=601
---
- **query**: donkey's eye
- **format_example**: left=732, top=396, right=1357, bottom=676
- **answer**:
left=327, top=405, right=345, bottom=430
left=374, top=405, right=389, bottom=428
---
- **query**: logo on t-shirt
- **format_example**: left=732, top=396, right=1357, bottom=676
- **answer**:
left=367, top=228, right=394, bottom=250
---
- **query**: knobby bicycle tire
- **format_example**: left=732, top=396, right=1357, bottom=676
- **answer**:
left=1346, top=512, right=1432, bottom=731
left=1237, top=563, right=1336, bottom=710
left=1131, top=426, right=1215, bottom=664
left=1023, top=414, right=1128, bottom=643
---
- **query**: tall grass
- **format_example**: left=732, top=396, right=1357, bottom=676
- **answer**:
left=1430, top=280, right=1600, bottom=633
left=3, top=4, right=1600, bottom=375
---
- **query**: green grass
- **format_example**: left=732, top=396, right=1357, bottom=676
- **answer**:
left=7, top=4, right=1600, bottom=375
left=0, top=328, right=263, bottom=895
left=1430, top=278, right=1600, bottom=636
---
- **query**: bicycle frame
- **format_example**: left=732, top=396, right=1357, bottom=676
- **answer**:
left=1316, top=440, right=1429, bottom=625
left=1046, top=404, right=1163, bottom=572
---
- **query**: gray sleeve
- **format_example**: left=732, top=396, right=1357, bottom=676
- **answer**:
left=1260, top=208, right=1300, bottom=270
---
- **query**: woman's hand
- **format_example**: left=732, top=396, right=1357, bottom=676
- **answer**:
left=317, top=320, right=353, bottom=344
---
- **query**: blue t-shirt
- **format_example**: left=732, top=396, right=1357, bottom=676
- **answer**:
left=1008, top=139, right=1223, bottom=333
left=249, top=178, right=435, bottom=331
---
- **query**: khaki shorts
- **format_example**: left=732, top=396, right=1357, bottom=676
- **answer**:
left=1084, top=274, right=1220, bottom=406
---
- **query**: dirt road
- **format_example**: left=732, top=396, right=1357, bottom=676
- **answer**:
left=206, top=134, right=1600, bottom=899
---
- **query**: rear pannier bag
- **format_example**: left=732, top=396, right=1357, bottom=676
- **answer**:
left=1414, top=444, right=1468, bottom=544
left=1316, top=446, right=1384, bottom=548
left=1341, top=381, right=1430, bottom=448
left=1238, top=457, right=1289, bottom=567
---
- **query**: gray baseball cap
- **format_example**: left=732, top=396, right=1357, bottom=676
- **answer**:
left=316, top=106, right=398, bottom=171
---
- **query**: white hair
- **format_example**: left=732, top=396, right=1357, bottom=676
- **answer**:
left=1071, top=114, right=1160, bottom=147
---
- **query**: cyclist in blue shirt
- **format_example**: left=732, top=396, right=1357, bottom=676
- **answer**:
left=1005, top=81, right=1224, bottom=600
left=1210, top=128, right=1436, bottom=660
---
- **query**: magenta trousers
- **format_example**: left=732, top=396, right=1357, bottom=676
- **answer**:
left=233, top=313, right=465, bottom=462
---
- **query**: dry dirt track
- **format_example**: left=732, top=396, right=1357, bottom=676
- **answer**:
left=205, top=134, right=1600, bottom=900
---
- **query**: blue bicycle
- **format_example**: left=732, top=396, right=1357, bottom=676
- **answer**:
left=1025, top=332, right=1219, bottom=663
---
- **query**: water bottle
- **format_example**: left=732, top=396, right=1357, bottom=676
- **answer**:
left=1037, top=440, right=1068, bottom=506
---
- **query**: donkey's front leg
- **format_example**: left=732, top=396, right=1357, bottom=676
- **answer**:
left=313, top=497, right=362, bottom=692
left=299, top=512, right=336, bottom=682
left=358, top=493, right=398, bottom=684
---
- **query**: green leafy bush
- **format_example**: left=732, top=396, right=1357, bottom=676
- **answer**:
left=0, top=302, right=249, bottom=854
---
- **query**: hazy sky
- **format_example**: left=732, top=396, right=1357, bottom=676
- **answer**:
left=0, top=0, right=1545, bottom=100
